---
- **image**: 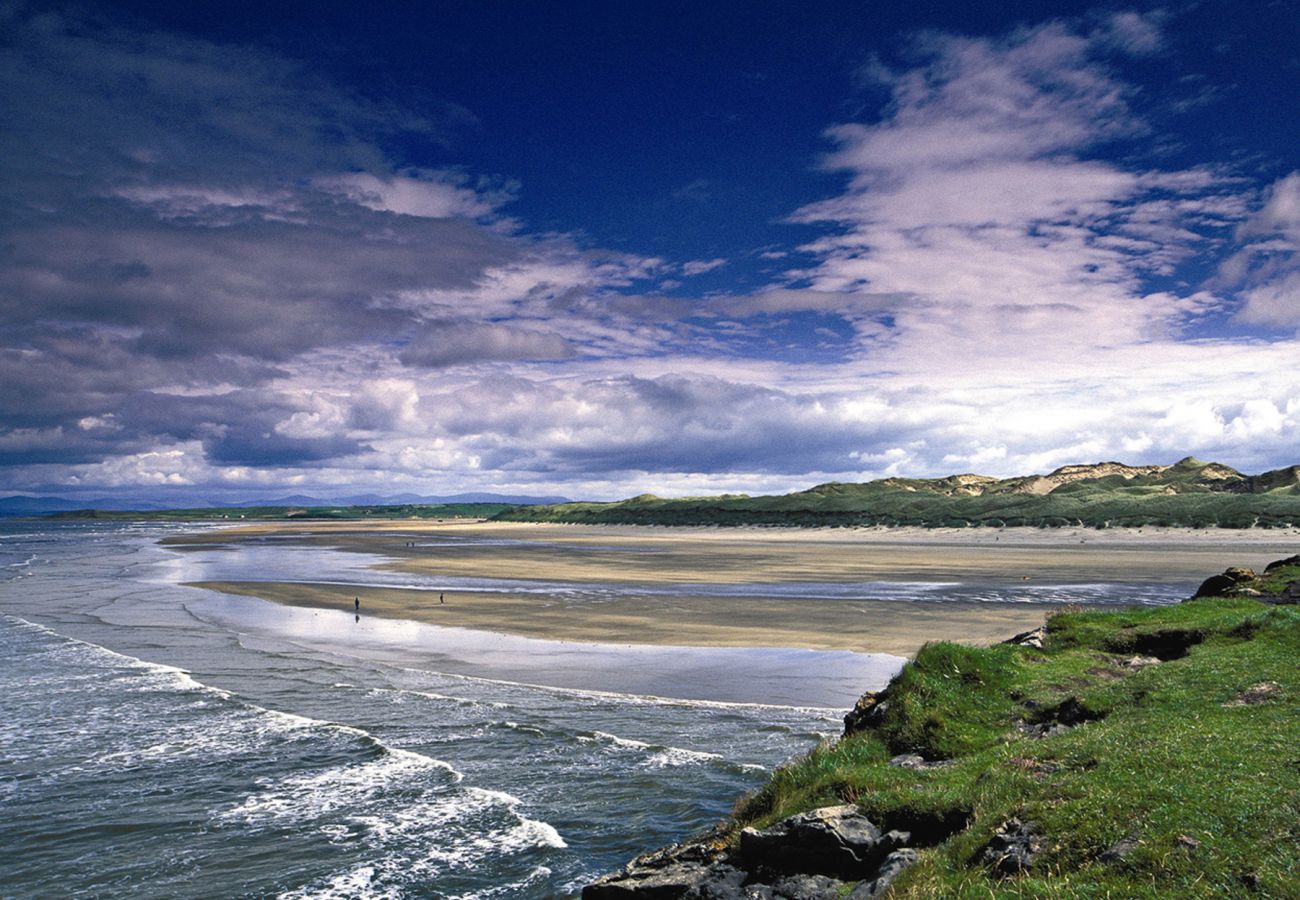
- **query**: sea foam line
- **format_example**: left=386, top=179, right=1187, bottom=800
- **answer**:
left=2, top=613, right=465, bottom=781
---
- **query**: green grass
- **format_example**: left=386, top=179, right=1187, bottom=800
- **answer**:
left=727, top=566, right=1300, bottom=897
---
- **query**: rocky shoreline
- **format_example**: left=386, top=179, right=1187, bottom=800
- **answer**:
left=584, top=805, right=918, bottom=899
left=583, top=557, right=1300, bottom=899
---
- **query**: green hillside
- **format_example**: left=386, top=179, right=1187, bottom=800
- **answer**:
left=496, top=458, right=1300, bottom=528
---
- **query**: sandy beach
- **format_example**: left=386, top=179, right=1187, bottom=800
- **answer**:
left=172, top=520, right=1298, bottom=656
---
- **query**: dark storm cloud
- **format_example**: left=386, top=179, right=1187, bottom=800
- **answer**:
left=0, top=5, right=523, bottom=471
left=399, top=321, right=574, bottom=368
left=113, top=389, right=366, bottom=467
left=0, top=209, right=510, bottom=361
left=0, top=5, right=447, bottom=210
left=440, top=374, right=899, bottom=477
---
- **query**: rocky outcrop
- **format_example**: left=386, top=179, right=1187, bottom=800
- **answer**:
left=1274, top=581, right=1300, bottom=604
left=583, top=806, right=919, bottom=899
left=981, top=818, right=1042, bottom=876
left=581, top=840, right=740, bottom=899
left=843, top=689, right=888, bottom=737
left=1263, top=555, right=1300, bottom=573
left=739, top=805, right=910, bottom=880
left=1001, top=625, right=1047, bottom=650
left=1190, top=566, right=1257, bottom=599
left=1189, top=557, right=1300, bottom=604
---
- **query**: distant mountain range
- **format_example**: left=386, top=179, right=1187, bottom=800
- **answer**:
left=495, top=458, right=1300, bottom=528
left=0, top=492, right=570, bottom=518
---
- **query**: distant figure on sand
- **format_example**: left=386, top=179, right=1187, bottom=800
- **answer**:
left=440, top=593, right=444, bottom=604
left=355, top=596, right=360, bottom=612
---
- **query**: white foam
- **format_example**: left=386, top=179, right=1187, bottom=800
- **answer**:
left=279, top=865, right=397, bottom=900
left=644, top=746, right=725, bottom=769
left=218, top=747, right=462, bottom=826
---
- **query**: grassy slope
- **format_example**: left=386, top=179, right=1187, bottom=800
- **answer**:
left=496, top=460, right=1300, bottom=528
left=45, top=502, right=511, bottom=521
left=728, top=563, right=1300, bottom=897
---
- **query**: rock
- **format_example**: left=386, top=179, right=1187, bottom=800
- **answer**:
left=846, top=849, right=918, bottom=898
left=582, top=841, right=744, bottom=899
left=749, top=873, right=847, bottom=899
left=1002, top=625, right=1047, bottom=650
left=1099, top=835, right=1140, bottom=862
left=888, top=753, right=953, bottom=770
left=1267, top=580, right=1300, bottom=605
left=981, top=818, right=1041, bottom=876
left=1189, top=567, right=1256, bottom=600
left=1175, top=834, right=1201, bottom=851
left=1018, top=695, right=1104, bottom=737
left=843, top=691, right=888, bottom=737
left=1123, top=655, right=1162, bottom=671
left=1262, top=555, right=1300, bottom=573
left=740, top=806, right=907, bottom=880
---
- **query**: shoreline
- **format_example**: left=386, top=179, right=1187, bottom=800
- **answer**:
left=167, top=520, right=1298, bottom=657
left=187, top=579, right=1051, bottom=656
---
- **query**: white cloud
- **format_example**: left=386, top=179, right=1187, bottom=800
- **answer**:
left=681, top=258, right=727, bottom=276
left=1226, top=172, right=1300, bottom=327
left=314, top=170, right=512, bottom=221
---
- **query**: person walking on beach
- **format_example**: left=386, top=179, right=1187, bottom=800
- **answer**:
left=355, top=596, right=360, bottom=612
left=439, top=592, right=444, bottom=604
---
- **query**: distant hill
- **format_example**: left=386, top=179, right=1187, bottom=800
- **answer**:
left=3, top=491, right=569, bottom=518
left=494, top=458, right=1300, bottom=528
left=0, top=495, right=180, bottom=517
left=45, top=502, right=519, bottom=522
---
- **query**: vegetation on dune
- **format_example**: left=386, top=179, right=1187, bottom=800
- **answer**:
left=46, top=502, right=511, bottom=521
left=496, top=457, right=1300, bottom=528
left=725, top=560, right=1300, bottom=898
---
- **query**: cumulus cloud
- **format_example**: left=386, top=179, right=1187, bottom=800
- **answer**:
left=786, top=21, right=1250, bottom=370
left=2, top=5, right=1298, bottom=500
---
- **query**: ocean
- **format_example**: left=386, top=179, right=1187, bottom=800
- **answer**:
left=0, top=521, right=885, bottom=898
left=2, top=519, right=1241, bottom=897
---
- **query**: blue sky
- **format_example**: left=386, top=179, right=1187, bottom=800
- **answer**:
left=1, top=0, right=1298, bottom=501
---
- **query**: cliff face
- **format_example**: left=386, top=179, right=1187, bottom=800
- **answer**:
left=584, top=558, right=1300, bottom=898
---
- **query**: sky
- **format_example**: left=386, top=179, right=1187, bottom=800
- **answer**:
left=1, top=0, right=1298, bottom=503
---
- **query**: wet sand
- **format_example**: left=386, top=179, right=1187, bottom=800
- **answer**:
left=173, top=520, right=1299, bottom=656
left=191, top=579, right=1050, bottom=656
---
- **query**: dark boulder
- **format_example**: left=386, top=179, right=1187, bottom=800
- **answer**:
left=1001, top=625, right=1047, bottom=650
left=1262, top=555, right=1300, bottom=573
left=747, top=873, right=847, bottom=899
left=1189, top=566, right=1256, bottom=599
left=740, top=805, right=908, bottom=880
left=981, top=818, right=1042, bottom=876
left=1268, top=580, right=1300, bottom=605
left=846, top=849, right=918, bottom=898
left=843, top=690, right=888, bottom=737
left=582, top=841, right=743, bottom=899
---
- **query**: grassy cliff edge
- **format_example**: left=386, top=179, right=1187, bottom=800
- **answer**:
left=592, top=558, right=1300, bottom=897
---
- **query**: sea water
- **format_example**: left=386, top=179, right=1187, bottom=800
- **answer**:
left=0, top=521, right=1211, bottom=897
left=0, top=522, right=874, bottom=898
